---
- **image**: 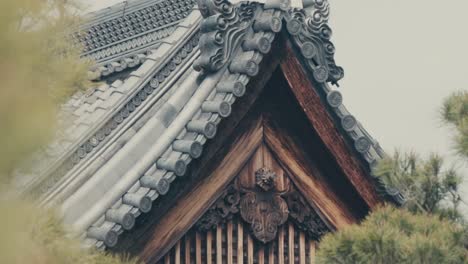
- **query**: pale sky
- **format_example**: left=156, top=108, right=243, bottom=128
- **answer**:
left=82, top=1, right=468, bottom=209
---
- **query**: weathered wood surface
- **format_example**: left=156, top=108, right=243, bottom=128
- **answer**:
left=141, top=118, right=263, bottom=263
left=113, top=32, right=285, bottom=256
left=263, top=119, right=356, bottom=228
left=134, top=36, right=386, bottom=263
left=280, top=41, right=381, bottom=208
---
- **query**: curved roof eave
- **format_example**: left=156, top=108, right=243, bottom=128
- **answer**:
left=17, top=0, right=404, bottom=251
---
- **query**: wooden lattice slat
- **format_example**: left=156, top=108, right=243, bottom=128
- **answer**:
left=158, top=217, right=317, bottom=264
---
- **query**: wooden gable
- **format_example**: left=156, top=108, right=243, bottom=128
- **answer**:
left=152, top=144, right=328, bottom=264
left=21, top=0, right=405, bottom=256
left=114, top=41, right=381, bottom=262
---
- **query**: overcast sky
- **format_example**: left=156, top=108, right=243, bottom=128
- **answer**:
left=82, top=0, right=468, bottom=208
left=328, top=0, right=468, bottom=210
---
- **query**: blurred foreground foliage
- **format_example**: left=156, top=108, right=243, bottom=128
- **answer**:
left=0, top=0, right=92, bottom=178
left=375, top=152, right=463, bottom=222
left=0, top=200, right=138, bottom=264
left=317, top=206, right=468, bottom=264
left=442, top=90, right=468, bottom=159
left=374, top=90, right=467, bottom=222
left=318, top=90, right=468, bottom=263
left=0, top=0, right=137, bottom=263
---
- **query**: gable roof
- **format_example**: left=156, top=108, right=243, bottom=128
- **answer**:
left=16, top=0, right=403, bottom=251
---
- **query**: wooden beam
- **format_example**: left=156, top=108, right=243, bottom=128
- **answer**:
left=207, top=231, right=213, bottom=264
left=185, top=235, right=191, bottom=264
left=175, top=241, right=180, bottom=264
left=278, top=225, right=285, bottom=264
left=288, top=223, right=294, bottom=264
left=299, top=232, right=306, bottom=264
left=280, top=41, right=381, bottom=208
left=247, top=233, right=254, bottom=264
left=216, top=225, right=222, bottom=264
left=238, top=222, right=244, bottom=264
left=140, top=117, right=263, bottom=263
left=195, top=232, right=202, bottom=264
left=309, top=241, right=316, bottom=264
left=227, top=222, right=233, bottom=264
left=264, top=118, right=357, bottom=228
left=115, top=32, right=284, bottom=255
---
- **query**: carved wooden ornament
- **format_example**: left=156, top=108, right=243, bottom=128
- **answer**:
left=196, top=167, right=330, bottom=243
left=239, top=168, right=289, bottom=243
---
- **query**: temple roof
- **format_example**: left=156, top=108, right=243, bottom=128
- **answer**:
left=17, top=0, right=403, bottom=251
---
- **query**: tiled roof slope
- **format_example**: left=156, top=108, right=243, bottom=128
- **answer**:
left=18, top=0, right=403, bottom=250
left=18, top=3, right=202, bottom=200
left=76, top=0, right=196, bottom=77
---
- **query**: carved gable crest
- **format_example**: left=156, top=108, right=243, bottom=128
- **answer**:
left=196, top=164, right=330, bottom=243
left=239, top=168, right=289, bottom=243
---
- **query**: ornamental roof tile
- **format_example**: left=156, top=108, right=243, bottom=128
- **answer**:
left=17, top=0, right=403, bottom=250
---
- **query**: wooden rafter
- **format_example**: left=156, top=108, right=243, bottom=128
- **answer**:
left=280, top=40, right=382, bottom=208
left=141, top=117, right=264, bottom=263
left=140, top=107, right=364, bottom=262
left=132, top=36, right=385, bottom=263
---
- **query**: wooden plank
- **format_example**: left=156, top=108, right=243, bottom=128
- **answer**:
left=123, top=37, right=284, bottom=256
left=247, top=233, right=254, bottom=264
left=268, top=242, right=275, bottom=264
left=309, top=241, right=316, bottom=264
left=207, top=231, right=213, bottom=264
left=262, top=144, right=289, bottom=193
left=237, top=135, right=264, bottom=190
left=258, top=246, right=265, bottom=264
left=185, top=235, right=191, bottom=264
left=175, top=241, right=181, bottom=264
left=141, top=119, right=264, bottom=263
left=299, top=232, right=306, bottom=264
left=196, top=232, right=202, bottom=264
left=288, top=223, right=294, bottom=264
left=238, top=222, right=244, bottom=264
left=227, top=222, right=233, bottom=264
left=278, top=226, right=285, bottom=264
left=216, top=225, right=222, bottom=264
left=264, top=119, right=356, bottom=229
left=280, top=41, right=381, bottom=208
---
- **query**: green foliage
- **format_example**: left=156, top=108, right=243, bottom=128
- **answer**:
left=317, top=206, right=468, bottom=264
left=0, top=1, right=136, bottom=263
left=442, top=90, right=468, bottom=159
left=324, top=92, right=468, bottom=261
left=374, top=152, right=463, bottom=222
left=0, top=0, right=92, bottom=179
left=0, top=199, right=138, bottom=264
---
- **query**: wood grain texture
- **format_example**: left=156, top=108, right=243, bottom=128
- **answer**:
left=195, top=232, right=201, bottom=264
left=280, top=41, right=381, bottom=208
left=140, top=119, right=263, bottom=263
left=227, top=222, right=233, bottom=264
left=309, top=241, right=316, bottom=264
left=258, top=246, right=265, bottom=264
left=247, top=233, right=254, bottom=264
left=207, top=231, right=213, bottom=264
left=216, top=225, right=222, bottom=264
left=185, top=235, right=191, bottom=264
left=268, top=242, right=275, bottom=264
left=115, top=34, right=284, bottom=256
left=238, top=222, right=244, bottom=264
left=134, top=35, right=386, bottom=262
left=264, top=118, right=356, bottom=228
left=175, top=241, right=180, bottom=264
left=299, top=232, right=306, bottom=264
left=288, top=223, right=294, bottom=264
left=278, top=226, right=285, bottom=264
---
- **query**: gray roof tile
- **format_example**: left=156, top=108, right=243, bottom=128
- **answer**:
left=16, top=0, right=404, bottom=251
